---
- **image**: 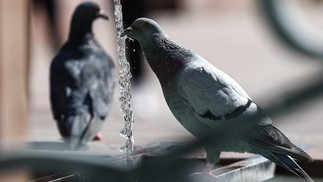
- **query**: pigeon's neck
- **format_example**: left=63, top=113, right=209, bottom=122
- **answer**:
left=68, top=18, right=94, bottom=43
left=142, top=36, right=191, bottom=85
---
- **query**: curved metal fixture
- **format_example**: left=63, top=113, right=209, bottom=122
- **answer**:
left=259, top=0, right=323, bottom=59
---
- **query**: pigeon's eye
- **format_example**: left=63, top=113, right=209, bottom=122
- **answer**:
left=140, top=23, right=148, bottom=29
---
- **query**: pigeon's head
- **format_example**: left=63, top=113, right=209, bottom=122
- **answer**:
left=73, top=1, right=108, bottom=23
left=121, top=18, right=166, bottom=42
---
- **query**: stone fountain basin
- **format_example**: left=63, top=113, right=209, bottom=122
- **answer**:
left=24, top=141, right=275, bottom=182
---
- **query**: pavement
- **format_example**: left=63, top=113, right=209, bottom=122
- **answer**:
left=28, top=0, right=323, bottom=177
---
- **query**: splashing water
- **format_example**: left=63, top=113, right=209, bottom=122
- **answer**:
left=113, top=0, right=135, bottom=166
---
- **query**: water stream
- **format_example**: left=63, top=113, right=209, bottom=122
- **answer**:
left=113, top=0, right=135, bottom=166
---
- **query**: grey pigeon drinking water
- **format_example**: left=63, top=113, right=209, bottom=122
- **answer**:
left=121, top=18, right=314, bottom=181
left=50, top=2, right=116, bottom=149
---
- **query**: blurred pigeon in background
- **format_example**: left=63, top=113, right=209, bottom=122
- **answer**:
left=50, top=1, right=116, bottom=149
left=121, top=18, right=314, bottom=181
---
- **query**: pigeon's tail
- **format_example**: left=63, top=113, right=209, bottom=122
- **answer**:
left=65, top=113, right=91, bottom=150
left=272, top=153, right=314, bottom=182
left=79, top=113, right=103, bottom=145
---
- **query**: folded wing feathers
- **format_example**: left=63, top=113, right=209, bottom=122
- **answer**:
left=178, top=57, right=250, bottom=121
left=242, top=125, right=313, bottom=162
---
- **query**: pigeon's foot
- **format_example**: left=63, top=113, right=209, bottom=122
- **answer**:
left=93, top=132, right=103, bottom=141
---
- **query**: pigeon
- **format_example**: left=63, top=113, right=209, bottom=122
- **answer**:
left=121, top=18, right=314, bottom=181
left=50, top=2, right=116, bottom=149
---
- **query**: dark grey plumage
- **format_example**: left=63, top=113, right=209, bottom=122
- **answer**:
left=50, top=2, right=115, bottom=149
left=122, top=18, right=313, bottom=181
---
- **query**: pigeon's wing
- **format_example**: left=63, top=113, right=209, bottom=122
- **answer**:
left=88, top=81, right=110, bottom=120
left=50, top=54, right=73, bottom=137
left=101, top=53, right=116, bottom=115
left=241, top=125, right=313, bottom=162
left=176, top=56, right=311, bottom=161
left=78, top=80, right=109, bottom=143
left=177, top=56, right=253, bottom=124
left=84, top=52, right=115, bottom=120
left=76, top=54, right=115, bottom=144
left=50, top=55, right=69, bottom=121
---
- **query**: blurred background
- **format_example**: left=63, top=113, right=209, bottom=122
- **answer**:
left=1, top=0, right=323, bottom=181
left=29, top=0, right=323, bottom=156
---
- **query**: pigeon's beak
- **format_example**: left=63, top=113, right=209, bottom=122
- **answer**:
left=121, top=27, right=133, bottom=37
left=97, top=9, right=109, bottom=20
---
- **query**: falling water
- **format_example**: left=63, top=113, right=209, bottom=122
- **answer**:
left=113, top=0, right=135, bottom=166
